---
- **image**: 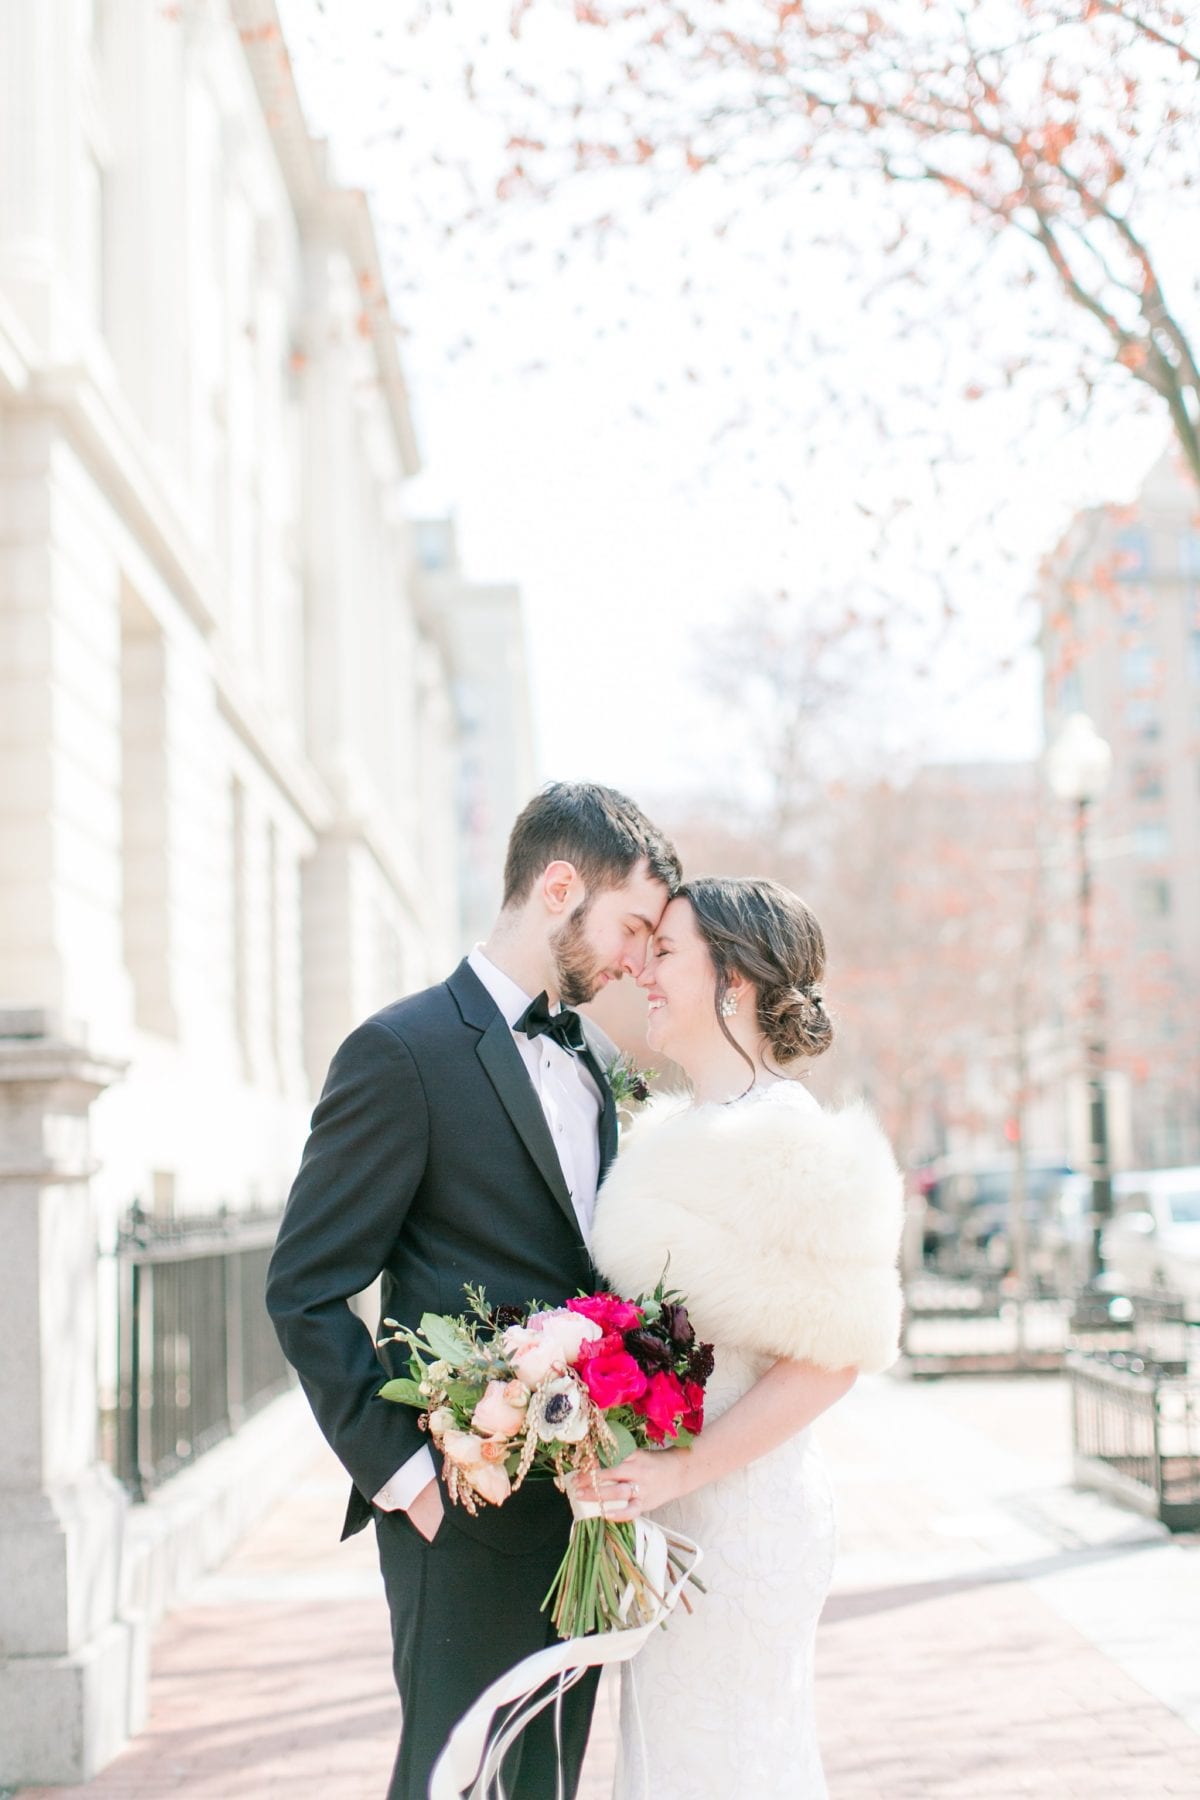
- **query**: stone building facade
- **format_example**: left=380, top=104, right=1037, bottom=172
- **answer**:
left=0, top=0, right=532, bottom=1780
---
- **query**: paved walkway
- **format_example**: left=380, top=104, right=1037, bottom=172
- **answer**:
left=17, top=1374, right=1200, bottom=1798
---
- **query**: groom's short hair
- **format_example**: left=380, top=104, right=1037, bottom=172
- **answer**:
left=502, top=782, right=681, bottom=908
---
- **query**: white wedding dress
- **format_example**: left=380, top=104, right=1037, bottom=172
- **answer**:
left=613, top=1342, right=837, bottom=1800
left=593, top=1079, right=903, bottom=1800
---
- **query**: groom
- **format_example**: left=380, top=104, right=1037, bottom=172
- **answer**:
left=266, top=781, right=680, bottom=1800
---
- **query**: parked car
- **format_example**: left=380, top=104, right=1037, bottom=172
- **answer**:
left=1099, top=1167, right=1200, bottom=1316
left=917, top=1156, right=1081, bottom=1280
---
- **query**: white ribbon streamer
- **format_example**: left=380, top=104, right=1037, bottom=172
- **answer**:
left=428, top=1518, right=702, bottom=1800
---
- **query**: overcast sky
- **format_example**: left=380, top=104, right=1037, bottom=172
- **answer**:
left=277, top=0, right=1173, bottom=802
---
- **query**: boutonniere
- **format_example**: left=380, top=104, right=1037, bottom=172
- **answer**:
left=605, top=1052, right=656, bottom=1108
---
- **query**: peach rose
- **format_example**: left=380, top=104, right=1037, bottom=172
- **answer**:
left=441, top=1429, right=484, bottom=1468
left=479, top=1437, right=510, bottom=1463
left=472, top=1379, right=528, bottom=1439
left=465, top=1461, right=512, bottom=1506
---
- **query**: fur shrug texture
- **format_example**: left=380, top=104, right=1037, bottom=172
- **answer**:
left=591, top=1086, right=904, bottom=1376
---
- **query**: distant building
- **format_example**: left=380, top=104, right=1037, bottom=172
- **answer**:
left=1041, top=450, right=1200, bottom=1168
left=863, top=758, right=1074, bottom=1168
left=414, top=519, right=537, bottom=945
left=0, top=3, right=531, bottom=1779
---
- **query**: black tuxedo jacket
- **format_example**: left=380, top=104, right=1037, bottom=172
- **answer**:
left=265, top=959, right=619, bottom=1538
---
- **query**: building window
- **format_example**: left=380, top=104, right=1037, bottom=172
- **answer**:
left=1131, top=763, right=1164, bottom=801
left=120, top=587, right=176, bottom=1037
left=1124, top=697, right=1160, bottom=740
left=1181, top=532, right=1200, bottom=580
left=1133, top=822, right=1170, bottom=860
left=81, top=149, right=110, bottom=339
left=1120, top=645, right=1157, bottom=693
left=266, top=819, right=283, bottom=1079
left=1116, top=526, right=1149, bottom=579
left=1057, top=670, right=1083, bottom=713
left=231, top=777, right=250, bottom=1071
left=1136, top=878, right=1171, bottom=918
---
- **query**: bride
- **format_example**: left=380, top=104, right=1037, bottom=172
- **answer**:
left=588, top=876, right=904, bottom=1800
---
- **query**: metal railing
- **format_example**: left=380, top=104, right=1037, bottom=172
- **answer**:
left=111, top=1204, right=293, bottom=1499
left=1068, top=1294, right=1200, bottom=1531
left=901, top=1272, right=1075, bottom=1376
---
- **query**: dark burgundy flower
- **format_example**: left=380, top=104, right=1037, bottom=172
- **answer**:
left=624, top=1328, right=674, bottom=1373
left=681, top=1379, right=706, bottom=1434
left=660, top=1302, right=695, bottom=1349
left=687, top=1341, right=716, bottom=1385
left=629, top=1075, right=651, bottom=1103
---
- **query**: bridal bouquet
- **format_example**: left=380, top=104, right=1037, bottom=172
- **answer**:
left=377, top=1282, right=713, bottom=1638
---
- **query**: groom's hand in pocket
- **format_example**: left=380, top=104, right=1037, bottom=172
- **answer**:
left=407, top=1476, right=445, bottom=1544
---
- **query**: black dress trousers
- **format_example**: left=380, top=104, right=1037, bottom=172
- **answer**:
left=374, top=1477, right=599, bottom=1800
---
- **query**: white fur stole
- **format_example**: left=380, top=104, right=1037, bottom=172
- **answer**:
left=592, top=1086, right=904, bottom=1375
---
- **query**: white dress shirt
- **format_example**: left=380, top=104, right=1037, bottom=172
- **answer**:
left=372, top=947, right=604, bottom=1513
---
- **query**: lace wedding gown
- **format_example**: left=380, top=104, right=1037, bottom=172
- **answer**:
left=593, top=1078, right=903, bottom=1800
left=614, top=1341, right=837, bottom=1800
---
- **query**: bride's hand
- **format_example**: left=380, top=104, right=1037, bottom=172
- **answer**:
left=584, top=1447, right=690, bottom=1520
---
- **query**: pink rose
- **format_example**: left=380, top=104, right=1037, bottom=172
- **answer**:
left=472, top=1379, right=527, bottom=1439
left=503, top=1311, right=602, bottom=1384
left=567, top=1292, right=644, bottom=1334
left=502, top=1326, right=566, bottom=1387
left=479, top=1437, right=511, bottom=1464
left=633, top=1370, right=688, bottom=1444
left=578, top=1350, right=649, bottom=1411
left=528, top=1308, right=604, bottom=1363
left=575, top=1331, right=625, bottom=1364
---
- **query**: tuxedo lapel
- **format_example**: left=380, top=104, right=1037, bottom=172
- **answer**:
left=582, top=1040, right=619, bottom=1180
left=475, top=1015, right=580, bottom=1232
left=447, top=960, right=580, bottom=1236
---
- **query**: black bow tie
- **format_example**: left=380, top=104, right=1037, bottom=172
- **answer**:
left=515, top=991, right=587, bottom=1056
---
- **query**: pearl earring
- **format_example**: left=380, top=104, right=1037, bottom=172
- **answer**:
left=720, top=992, right=738, bottom=1018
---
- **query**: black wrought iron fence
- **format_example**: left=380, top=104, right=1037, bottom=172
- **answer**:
left=900, top=1272, right=1073, bottom=1376
left=111, top=1204, right=293, bottom=1499
left=1068, top=1294, right=1200, bottom=1531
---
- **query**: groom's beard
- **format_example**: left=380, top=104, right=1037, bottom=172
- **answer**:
left=551, top=904, right=607, bottom=1007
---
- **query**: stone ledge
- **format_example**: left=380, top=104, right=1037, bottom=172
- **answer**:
left=0, top=1390, right=323, bottom=1788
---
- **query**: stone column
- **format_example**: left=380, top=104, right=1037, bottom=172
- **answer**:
left=0, top=1007, right=144, bottom=1786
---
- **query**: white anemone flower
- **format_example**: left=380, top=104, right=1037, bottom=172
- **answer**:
left=529, top=1375, right=590, bottom=1444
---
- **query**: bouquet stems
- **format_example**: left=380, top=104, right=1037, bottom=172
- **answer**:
left=542, top=1517, right=670, bottom=1638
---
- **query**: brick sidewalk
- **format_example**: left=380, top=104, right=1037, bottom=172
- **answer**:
left=18, top=1374, right=1200, bottom=1798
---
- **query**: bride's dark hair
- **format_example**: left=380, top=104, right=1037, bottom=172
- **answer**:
left=679, top=876, right=833, bottom=1080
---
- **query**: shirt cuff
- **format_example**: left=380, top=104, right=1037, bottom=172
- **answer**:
left=372, top=1445, right=436, bottom=1512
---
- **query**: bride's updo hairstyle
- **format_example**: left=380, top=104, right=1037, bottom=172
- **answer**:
left=681, top=876, right=833, bottom=1073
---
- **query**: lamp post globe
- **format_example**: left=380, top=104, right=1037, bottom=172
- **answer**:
left=1046, top=712, right=1113, bottom=806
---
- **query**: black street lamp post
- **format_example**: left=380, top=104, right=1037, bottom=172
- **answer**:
left=1046, top=713, right=1114, bottom=1290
